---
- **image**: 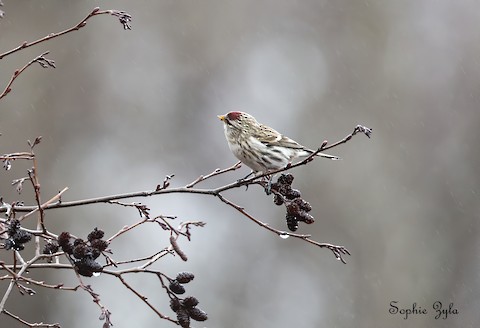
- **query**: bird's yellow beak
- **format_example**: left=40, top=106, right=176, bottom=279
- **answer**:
left=218, top=115, right=226, bottom=121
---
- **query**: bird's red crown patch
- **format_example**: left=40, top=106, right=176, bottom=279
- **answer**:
left=227, top=111, right=242, bottom=121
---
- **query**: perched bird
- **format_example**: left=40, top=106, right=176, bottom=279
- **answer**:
left=218, top=111, right=339, bottom=173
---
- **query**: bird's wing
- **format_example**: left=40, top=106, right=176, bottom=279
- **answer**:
left=254, top=123, right=340, bottom=160
left=254, top=124, right=305, bottom=150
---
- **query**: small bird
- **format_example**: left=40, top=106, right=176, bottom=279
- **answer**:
left=218, top=111, right=340, bottom=173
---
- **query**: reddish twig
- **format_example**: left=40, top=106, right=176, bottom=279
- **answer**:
left=112, top=273, right=177, bottom=324
left=0, top=52, right=55, bottom=100
left=0, top=253, right=57, bottom=313
left=107, top=216, right=150, bottom=243
left=103, top=249, right=172, bottom=268
left=0, top=7, right=130, bottom=60
left=2, top=309, right=60, bottom=328
left=185, top=161, right=242, bottom=188
left=0, top=152, right=35, bottom=160
left=215, top=193, right=350, bottom=263
left=17, top=187, right=69, bottom=222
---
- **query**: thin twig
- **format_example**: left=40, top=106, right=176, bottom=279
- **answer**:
left=69, top=265, right=112, bottom=327
left=103, top=249, right=171, bottom=267
left=107, top=217, right=150, bottom=242
left=0, top=253, right=50, bottom=313
left=319, top=124, right=373, bottom=152
left=17, top=187, right=69, bottom=222
left=185, top=161, right=242, bottom=188
left=0, top=152, right=35, bottom=160
left=2, top=309, right=60, bottom=328
left=28, top=154, right=46, bottom=253
left=216, top=193, right=310, bottom=238
left=112, top=273, right=177, bottom=324
left=0, top=7, right=129, bottom=59
left=0, top=52, right=55, bottom=100
left=0, top=262, right=78, bottom=291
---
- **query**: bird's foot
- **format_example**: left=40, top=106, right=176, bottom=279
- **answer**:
left=263, top=174, right=274, bottom=195
left=236, top=170, right=258, bottom=191
left=237, top=170, right=255, bottom=183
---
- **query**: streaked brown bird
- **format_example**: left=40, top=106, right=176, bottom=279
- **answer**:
left=218, top=111, right=339, bottom=173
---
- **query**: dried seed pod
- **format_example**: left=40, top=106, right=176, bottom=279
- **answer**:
left=5, top=239, right=24, bottom=251
left=58, top=232, right=74, bottom=254
left=182, top=296, right=199, bottom=308
left=278, top=173, right=294, bottom=185
left=5, top=219, right=32, bottom=251
left=273, top=194, right=284, bottom=206
left=187, top=307, right=208, bottom=321
left=285, top=189, right=301, bottom=200
left=170, top=298, right=182, bottom=312
left=91, top=248, right=101, bottom=260
left=286, top=202, right=301, bottom=216
left=73, top=243, right=89, bottom=259
left=169, top=280, right=186, bottom=295
left=176, top=272, right=195, bottom=284
left=298, top=212, right=315, bottom=224
left=291, top=198, right=312, bottom=212
left=73, top=238, right=84, bottom=247
left=286, top=215, right=298, bottom=232
left=14, top=230, right=32, bottom=244
left=300, top=200, right=312, bottom=212
left=91, top=239, right=108, bottom=252
left=7, top=219, right=21, bottom=235
left=177, top=308, right=190, bottom=328
left=87, top=228, right=105, bottom=241
left=43, top=242, right=59, bottom=255
left=75, top=258, right=103, bottom=277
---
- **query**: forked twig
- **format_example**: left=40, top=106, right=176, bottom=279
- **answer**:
left=0, top=7, right=131, bottom=60
left=0, top=52, right=55, bottom=100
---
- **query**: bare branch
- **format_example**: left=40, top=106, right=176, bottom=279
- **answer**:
left=0, top=52, right=55, bottom=101
left=0, top=152, right=35, bottom=160
left=0, top=7, right=131, bottom=60
left=17, top=187, right=69, bottom=222
left=0, top=253, right=52, bottom=313
left=112, top=273, right=177, bottom=324
left=185, top=161, right=242, bottom=188
left=2, top=309, right=60, bottom=328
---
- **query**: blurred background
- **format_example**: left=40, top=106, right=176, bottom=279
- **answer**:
left=1, top=1, right=479, bottom=327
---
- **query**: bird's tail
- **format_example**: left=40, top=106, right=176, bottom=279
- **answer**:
left=300, top=148, right=341, bottom=160
left=316, top=152, right=341, bottom=160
